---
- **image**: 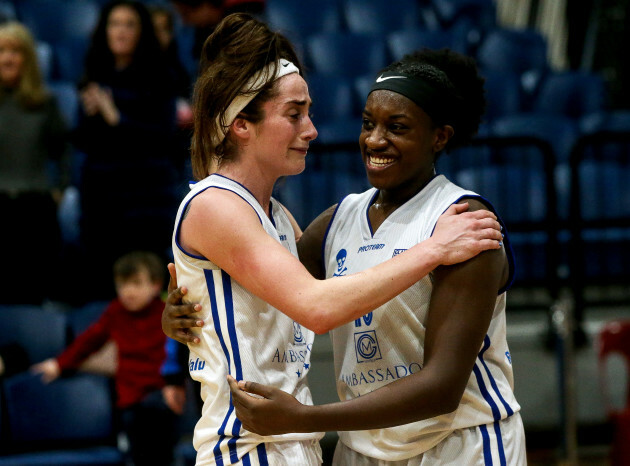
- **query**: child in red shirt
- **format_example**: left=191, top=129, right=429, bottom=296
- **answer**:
left=32, top=251, right=179, bottom=466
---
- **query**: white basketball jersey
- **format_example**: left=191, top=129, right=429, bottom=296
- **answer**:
left=324, top=175, right=520, bottom=461
left=172, top=174, right=323, bottom=465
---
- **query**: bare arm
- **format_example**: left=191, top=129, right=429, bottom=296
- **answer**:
left=229, top=200, right=509, bottom=433
left=181, top=189, right=502, bottom=334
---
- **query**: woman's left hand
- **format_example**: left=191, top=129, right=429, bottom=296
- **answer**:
left=227, top=375, right=305, bottom=435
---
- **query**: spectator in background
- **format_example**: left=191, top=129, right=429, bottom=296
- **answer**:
left=73, top=0, right=180, bottom=301
left=32, top=251, right=180, bottom=466
left=0, top=21, right=69, bottom=304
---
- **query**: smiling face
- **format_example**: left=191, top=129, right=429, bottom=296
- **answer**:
left=0, top=37, right=24, bottom=87
left=360, top=89, right=452, bottom=201
left=244, top=73, right=318, bottom=177
left=107, top=5, right=142, bottom=66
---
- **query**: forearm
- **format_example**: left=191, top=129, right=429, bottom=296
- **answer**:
left=293, top=239, right=442, bottom=333
left=292, top=373, right=455, bottom=432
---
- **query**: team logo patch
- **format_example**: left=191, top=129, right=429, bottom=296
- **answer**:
left=354, top=330, right=382, bottom=363
left=293, top=322, right=306, bottom=346
left=333, top=249, right=348, bottom=276
left=393, top=248, right=407, bottom=257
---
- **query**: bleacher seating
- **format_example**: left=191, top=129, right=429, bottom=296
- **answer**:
left=342, top=0, right=422, bottom=34
left=0, top=372, right=123, bottom=465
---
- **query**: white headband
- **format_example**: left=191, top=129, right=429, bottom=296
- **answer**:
left=212, top=59, right=300, bottom=146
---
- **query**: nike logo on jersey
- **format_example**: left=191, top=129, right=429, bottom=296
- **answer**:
left=375, top=75, right=407, bottom=82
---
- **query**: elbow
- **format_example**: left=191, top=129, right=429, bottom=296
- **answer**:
left=423, top=373, right=466, bottom=417
left=297, top=305, right=337, bottom=335
left=308, top=317, right=335, bottom=335
left=438, top=393, right=462, bottom=416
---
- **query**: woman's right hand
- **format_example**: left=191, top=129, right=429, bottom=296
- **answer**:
left=162, top=263, right=203, bottom=345
left=431, top=202, right=503, bottom=266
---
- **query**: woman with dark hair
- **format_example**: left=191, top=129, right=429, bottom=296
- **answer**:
left=225, top=48, right=527, bottom=465
left=168, top=12, right=503, bottom=465
left=74, top=0, right=180, bottom=300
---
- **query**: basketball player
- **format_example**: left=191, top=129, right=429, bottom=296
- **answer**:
left=224, top=49, right=528, bottom=465
left=171, top=13, right=504, bottom=465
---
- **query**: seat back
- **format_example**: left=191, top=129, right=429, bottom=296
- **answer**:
left=342, top=0, right=421, bottom=34
left=17, top=0, right=99, bottom=44
left=308, top=73, right=356, bottom=123
left=438, top=135, right=560, bottom=307
left=307, top=32, right=388, bottom=79
left=3, top=372, right=117, bottom=451
left=533, top=71, right=608, bottom=120
left=477, top=27, right=548, bottom=100
left=0, top=305, right=67, bottom=365
left=48, top=80, right=79, bottom=129
left=386, top=28, right=468, bottom=62
left=265, top=0, right=341, bottom=40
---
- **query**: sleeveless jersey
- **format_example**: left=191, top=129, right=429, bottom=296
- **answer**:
left=324, top=175, right=520, bottom=461
left=172, top=174, right=323, bottom=465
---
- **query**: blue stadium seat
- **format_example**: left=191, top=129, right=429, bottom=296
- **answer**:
left=567, top=131, right=630, bottom=328
left=441, top=136, right=560, bottom=305
left=477, top=27, right=549, bottom=102
left=53, top=38, right=88, bottom=83
left=36, top=41, right=53, bottom=82
left=308, top=73, right=356, bottom=122
left=581, top=110, right=630, bottom=134
left=48, top=80, right=79, bottom=128
left=431, top=0, right=496, bottom=30
left=342, top=0, right=421, bottom=34
left=306, top=32, right=388, bottom=79
left=16, top=0, right=99, bottom=45
left=483, top=70, right=523, bottom=122
left=0, top=305, right=67, bottom=365
left=265, top=0, right=341, bottom=41
left=0, top=372, right=123, bottom=465
left=489, top=114, right=580, bottom=220
left=386, top=28, right=469, bottom=62
left=533, top=70, right=608, bottom=121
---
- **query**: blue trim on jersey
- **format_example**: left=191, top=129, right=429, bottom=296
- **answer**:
left=175, top=178, right=265, bottom=261
left=365, top=190, right=380, bottom=237
left=257, top=443, right=269, bottom=465
left=474, top=337, right=508, bottom=466
left=205, top=269, right=231, bottom=464
left=493, top=420, right=507, bottom=466
left=222, top=271, right=245, bottom=462
left=204, top=269, right=247, bottom=465
left=479, top=423, right=492, bottom=465
left=242, top=452, right=251, bottom=466
left=321, top=197, right=347, bottom=276
left=480, top=335, right=514, bottom=416
left=472, top=363, right=501, bottom=421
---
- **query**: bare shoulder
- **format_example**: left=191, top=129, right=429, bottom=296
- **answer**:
left=456, top=197, right=491, bottom=213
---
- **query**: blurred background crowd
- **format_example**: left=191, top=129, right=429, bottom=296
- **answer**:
left=0, top=0, right=629, bottom=465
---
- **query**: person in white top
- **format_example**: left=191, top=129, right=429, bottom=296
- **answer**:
left=224, top=49, right=527, bottom=465
left=167, top=12, right=505, bottom=465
